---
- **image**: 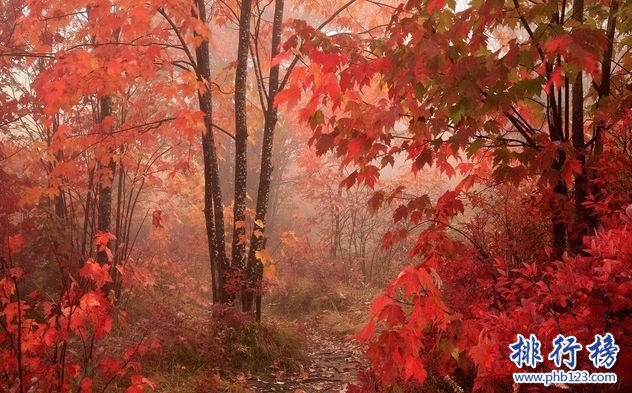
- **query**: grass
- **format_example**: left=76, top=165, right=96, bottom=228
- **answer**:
left=319, top=310, right=367, bottom=336
left=150, top=369, right=254, bottom=393
left=145, top=319, right=306, bottom=392
left=228, top=320, right=306, bottom=372
left=268, top=278, right=352, bottom=315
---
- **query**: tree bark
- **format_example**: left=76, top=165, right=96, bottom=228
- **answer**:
left=96, top=95, right=116, bottom=266
left=243, top=0, right=284, bottom=317
left=593, top=0, right=618, bottom=156
left=570, top=0, right=587, bottom=255
left=195, top=0, right=230, bottom=303
left=546, top=18, right=567, bottom=260
left=232, top=0, right=253, bottom=284
left=588, top=0, right=619, bottom=233
left=80, top=167, right=95, bottom=259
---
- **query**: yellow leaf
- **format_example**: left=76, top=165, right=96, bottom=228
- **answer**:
left=281, top=231, right=298, bottom=245
left=264, top=263, right=276, bottom=279
left=255, top=249, right=273, bottom=265
left=254, top=219, right=265, bottom=228
left=80, top=292, right=101, bottom=308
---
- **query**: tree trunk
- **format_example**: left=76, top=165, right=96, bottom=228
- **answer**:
left=588, top=0, right=619, bottom=232
left=112, top=153, right=124, bottom=289
left=243, top=0, right=284, bottom=316
left=547, top=55, right=567, bottom=260
left=96, top=95, right=116, bottom=266
left=80, top=167, right=95, bottom=259
left=232, top=0, right=253, bottom=287
left=195, top=0, right=230, bottom=303
left=593, top=0, right=618, bottom=156
left=570, top=0, right=587, bottom=255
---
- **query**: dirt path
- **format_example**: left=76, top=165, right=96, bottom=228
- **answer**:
left=247, top=322, right=364, bottom=392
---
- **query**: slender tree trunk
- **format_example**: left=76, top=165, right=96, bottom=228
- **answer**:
left=195, top=0, right=229, bottom=303
left=97, top=95, right=116, bottom=266
left=112, top=155, right=125, bottom=288
left=232, top=0, right=253, bottom=290
left=547, top=39, right=567, bottom=260
left=80, top=167, right=95, bottom=260
left=570, top=0, right=587, bottom=254
left=588, top=0, right=619, bottom=232
left=244, top=0, right=284, bottom=317
left=593, top=0, right=618, bottom=156
left=203, top=132, right=219, bottom=303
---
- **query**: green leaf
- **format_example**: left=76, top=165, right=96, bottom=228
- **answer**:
left=466, top=138, right=485, bottom=158
left=310, top=110, right=325, bottom=125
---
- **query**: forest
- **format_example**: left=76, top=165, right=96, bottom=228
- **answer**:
left=0, top=0, right=631, bottom=392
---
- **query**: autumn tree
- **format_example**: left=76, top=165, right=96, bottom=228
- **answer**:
left=290, top=0, right=630, bottom=259
left=282, top=0, right=631, bottom=390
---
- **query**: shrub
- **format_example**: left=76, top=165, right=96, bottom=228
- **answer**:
left=228, top=320, right=305, bottom=372
left=269, top=277, right=351, bottom=315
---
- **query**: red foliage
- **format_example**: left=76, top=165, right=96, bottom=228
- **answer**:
left=282, top=0, right=632, bottom=390
left=0, top=236, right=156, bottom=392
left=352, top=213, right=631, bottom=391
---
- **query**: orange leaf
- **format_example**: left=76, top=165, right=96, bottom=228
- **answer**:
left=80, top=260, right=113, bottom=288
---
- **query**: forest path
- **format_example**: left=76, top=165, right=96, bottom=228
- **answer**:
left=247, top=319, right=364, bottom=393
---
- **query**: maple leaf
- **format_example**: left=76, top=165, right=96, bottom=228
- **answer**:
left=311, top=51, right=342, bottom=73
left=455, top=174, right=477, bottom=192
left=404, top=357, right=427, bottom=382
left=346, top=136, right=364, bottom=159
left=358, top=165, right=380, bottom=188
left=255, top=249, right=273, bottom=265
left=94, top=231, right=116, bottom=262
left=80, top=291, right=102, bottom=308
left=544, top=67, right=564, bottom=94
left=370, top=293, right=393, bottom=316
left=379, top=304, right=406, bottom=326
left=545, top=34, right=573, bottom=54
left=392, top=267, right=422, bottom=296
left=80, top=260, right=113, bottom=288
left=561, top=159, right=583, bottom=185
left=2, top=302, right=20, bottom=323
left=340, top=170, right=358, bottom=189
left=357, top=318, right=376, bottom=342
left=413, top=149, right=433, bottom=171
left=368, top=191, right=385, bottom=212
left=271, top=49, right=293, bottom=67
left=274, top=85, right=301, bottom=109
